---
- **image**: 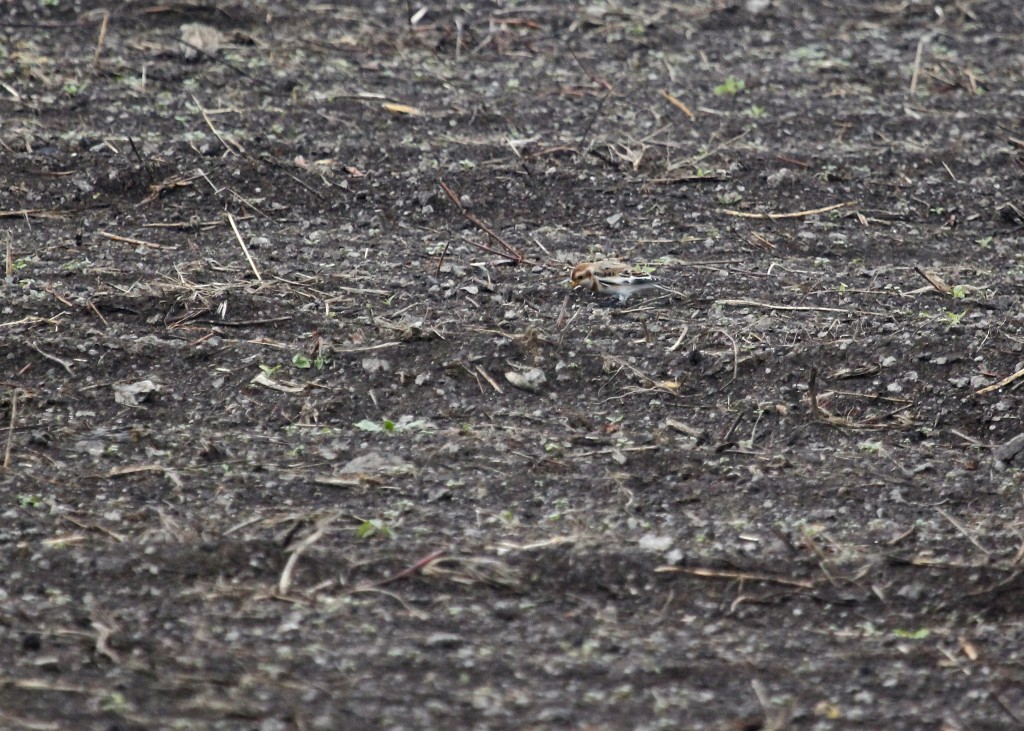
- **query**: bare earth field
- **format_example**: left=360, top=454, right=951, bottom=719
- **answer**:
left=2, top=1, right=1024, bottom=729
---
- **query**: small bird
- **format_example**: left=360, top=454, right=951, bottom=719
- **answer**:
left=569, top=260, right=660, bottom=302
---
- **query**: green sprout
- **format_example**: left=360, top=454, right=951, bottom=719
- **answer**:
left=355, top=418, right=395, bottom=433
left=713, top=76, right=745, bottom=96
left=18, top=494, right=43, bottom=508
left=291, top=352, right=329, bottom=370
left=945, top=310, right=967, bottom=326
left=356, top=519, right=394, bottom=539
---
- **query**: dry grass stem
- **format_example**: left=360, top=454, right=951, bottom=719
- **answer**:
left=935, top=507, right=991, bottom=556
left=914, top=266, right=953, bottom=295
left=3, top=388, right=17, bottom=469
left=227, top=212, right=263, bottom=282
left=346, top=586, right=427, bottom=619
left=29, top=342, right=73, bottom=375
left=654, top=565, right=815, bottom=589
left=976, top=366, right=1024, bottom=395
left=188, top=91, right=244, bottom=155
left=476, top=365, right=504, bottom=393
left=721, top=201, right=853, bottom=219
left=659, top=89, right=695, bottom=120
left=667, top=324, right=689, bottom=352
left=98, top=231, right=173, bottom=250
left=717, top=299, right=891, bottom=318
left=279, top=514, right=337, bottom=595
left=92, top=10, right=110, bottom=68
left=910, top=33, right=928, bottom=94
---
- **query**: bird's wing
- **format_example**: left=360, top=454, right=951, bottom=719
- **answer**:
left=596, top=271, right=656, bottom=285
left=591, top=261, right=633, bottom=277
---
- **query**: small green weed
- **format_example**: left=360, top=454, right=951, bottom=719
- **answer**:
left=713, top=76, right=745, bottom=96
left=292, top=352, right=329, bottom=370
left=356, top=519, right=394, bottom=539
left=945, top=310, right=966, bottom=326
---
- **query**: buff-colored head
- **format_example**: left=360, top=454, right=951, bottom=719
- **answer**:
left=569, top=261, right=631, bottom=291
left=569, top=262, right=597, bottom=290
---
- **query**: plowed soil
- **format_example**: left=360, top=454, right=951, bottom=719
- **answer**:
left=2, top=1, right=1024, bottom=729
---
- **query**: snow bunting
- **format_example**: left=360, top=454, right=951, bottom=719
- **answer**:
left=569, top=260, right=660, bottom=302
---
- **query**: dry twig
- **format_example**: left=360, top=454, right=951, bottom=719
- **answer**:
left=808, top=367, right=824, bottom=419
left=438, top=178, right=548, bottom=267
left=346, top=586, right=427, bottom=619
left=0, top=209, right=65, bottom=220
left=350, top=549, right=447, bottom=593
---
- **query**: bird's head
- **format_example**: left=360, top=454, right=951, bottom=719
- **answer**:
left=569, top=262, right=596, bottom=290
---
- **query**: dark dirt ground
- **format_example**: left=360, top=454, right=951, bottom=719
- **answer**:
left=2, top=0, right=1024, bottom=728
